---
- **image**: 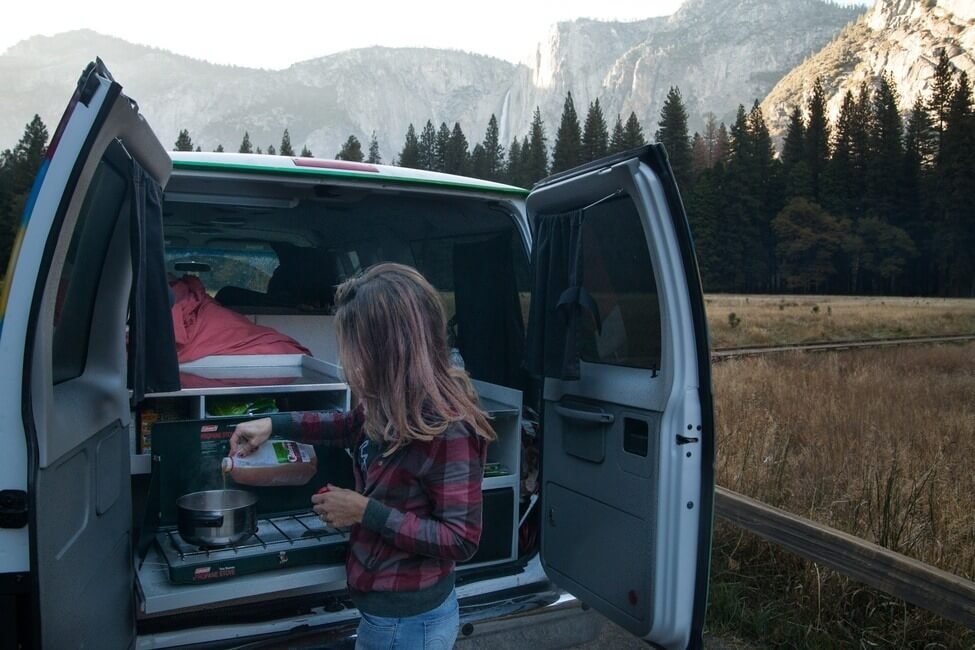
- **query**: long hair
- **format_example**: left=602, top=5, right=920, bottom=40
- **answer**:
left=333, top=262, right=495, bottom=452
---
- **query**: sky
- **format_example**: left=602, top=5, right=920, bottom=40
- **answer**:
left=1, top=0, right=871, bottom=69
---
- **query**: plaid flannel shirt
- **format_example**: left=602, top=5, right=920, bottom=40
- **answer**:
left=274, top=407, right=487, bottom=594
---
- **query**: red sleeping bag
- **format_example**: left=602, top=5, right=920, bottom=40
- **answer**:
left=171, top=276, right=311, bottom=363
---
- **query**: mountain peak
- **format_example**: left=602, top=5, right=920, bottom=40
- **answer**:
left=2, top=3, right=861, bottom=160
left=761, top=0, right=975, bottom=139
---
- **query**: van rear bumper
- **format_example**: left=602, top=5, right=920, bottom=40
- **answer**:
left=137, top=580, right=567, bottom=649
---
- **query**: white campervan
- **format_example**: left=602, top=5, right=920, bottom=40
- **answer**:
left=0, top=60, right=715, bottom=649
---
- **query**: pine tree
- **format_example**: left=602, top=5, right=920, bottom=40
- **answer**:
left=714, top=123, right=730, bottom=167
left=715, top=105, right=753, bottom=290
left=805, top=77, right=831, bottom=202
left=174, top=129, right=194, bottom=152
left=398, top=124, right=421, bottom=168
left=684, top=163, right=726, bottom=288
left=195, top=145, right=202, bottom=152
left=435, top=122, right=451, bottom=173
left=0, top=151, right=12, bottom=273
left=749, top=103, right=777, bottom=180
left=520, top=135, right=533, bottom=185
left=256, top=146, right=263, bottom=154
left=581, top=98, right=609, bottom=162
left=481, top=114, right=505, bottom=181
left=279, top=129, right=295, bottom=156
left=623, top=112, right=646, bottom=149
left=782, top=106, right=805, bottom=168
left=690, top=112, right=723, bottom=174
left=551, top=92, right=583, bottom=174
left=336, top=135, right=363, bottom=162
left=609, top=114, right=626, bottom=154
left=300, top=145, right=313, bottom=157
left=867, top=74, right=904, bottom=225
left=691, top=133, right=708, bottom=175
left=825, top=90, right=859, bottom=216
left=470, top=143, right=488, bottom=179
left=239, top=131, right=253, bottom=154
left=728, top=105, right=750, bottom=162
left=505, top=137, right=523, bottom=187
left=928, top=49, right=955, bottom=158
left=1, top=115, right=49, bottom=270
left=748, top=102, right=782, bottom=291
left=444, top=122, right=470, bottom=175
left=902, top=94, right=935, bottom=295
left=656, top=87, right=692, bottom=188
left=702, top=112, right=721, bottom=169
left=367, top=131, right=382, bottom=164
left=905, top=95, right=936, bottom=169
left=418, top=121, right=437, bottom=171
left=782, top=105, right=810, bottom=199
left=525, top=108, right=549, bottom=184
left=214, top=144, right=224, bottom=152
left=9, top=115, right=48, bottom=189
left=267, top=144, right=276, bottom=156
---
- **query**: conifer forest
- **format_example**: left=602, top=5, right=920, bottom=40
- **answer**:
left=2, top=54, right=972, bottom=297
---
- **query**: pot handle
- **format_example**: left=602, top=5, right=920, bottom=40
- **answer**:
left=189, top=513, right=224, bottom=527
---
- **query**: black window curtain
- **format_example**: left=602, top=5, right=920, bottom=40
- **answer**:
left=128, top=159, right=179, bottom=402
left=524, top=209, right=600, bottom=380
left=452, top=232, right=525, bottom=389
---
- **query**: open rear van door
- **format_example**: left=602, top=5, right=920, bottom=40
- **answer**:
left=0, top=60, right=170, bottom=648
left=526, top=146, right=714, bottom=649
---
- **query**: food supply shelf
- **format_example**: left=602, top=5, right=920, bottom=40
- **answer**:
left=146, top=354, right=347, bottom=397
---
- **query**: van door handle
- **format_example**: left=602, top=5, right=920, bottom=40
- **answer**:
left=554, top=404, right=615, bottom=424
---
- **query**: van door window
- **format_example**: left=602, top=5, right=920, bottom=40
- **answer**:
left=526, top=194, right=662, bottom=379
left=578, top=196, right=662, bottom=371
left=52, top=157, right=128, bottom=383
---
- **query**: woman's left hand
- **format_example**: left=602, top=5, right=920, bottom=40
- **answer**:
left=312, top=485, right=369, bottom=527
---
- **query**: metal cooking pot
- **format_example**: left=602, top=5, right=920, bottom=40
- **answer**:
left=176, top=489, right=257, bottom=547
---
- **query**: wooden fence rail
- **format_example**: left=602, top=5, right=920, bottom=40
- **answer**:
left=711, top=334, right=975, bottom=360
left=714, top=486, right=975, bottom=629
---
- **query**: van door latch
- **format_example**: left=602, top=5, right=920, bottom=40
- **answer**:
left=0, top=490, right=28, bottom=528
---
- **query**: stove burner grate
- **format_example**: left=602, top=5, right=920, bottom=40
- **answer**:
left=165, top=513, right=342, bottom=561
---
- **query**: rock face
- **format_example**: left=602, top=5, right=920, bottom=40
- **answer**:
left=0, top=0, right=859, bottom=160
left=761, top=0, right=975, bottom=140
left=0, top=30, right=528, bottom=162
left=537, top=0, right=859, bottom=141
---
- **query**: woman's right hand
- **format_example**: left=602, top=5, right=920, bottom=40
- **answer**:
left=230, top=417, right=272, bottom=457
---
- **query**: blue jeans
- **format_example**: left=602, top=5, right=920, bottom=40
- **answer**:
left=355, top=589, right=459, bottom=650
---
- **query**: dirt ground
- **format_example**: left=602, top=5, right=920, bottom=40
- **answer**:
left=455, top=603, right=752, bottom=649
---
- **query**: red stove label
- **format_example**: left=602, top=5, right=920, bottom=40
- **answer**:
left=200, top=425, right=219, bottom=433
left=193, top=565, right=237, bottom=581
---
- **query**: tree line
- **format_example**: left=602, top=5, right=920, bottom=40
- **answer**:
left=2, top=51, right=971, bottom=295
left=173, top=127, right=383, bottom=163
left=392, top=100, right=647, bottom=186
left=382, top=58, right=972, bottom=296
left=678, top=51, right=974, bottom=296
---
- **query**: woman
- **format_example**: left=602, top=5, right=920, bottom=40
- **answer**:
left=231, top=263, right=495, bottom=650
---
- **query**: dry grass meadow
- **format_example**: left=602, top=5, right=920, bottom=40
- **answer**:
left=705, top=295, right=975, bottom=348
left=704, top=306, right=975, bottom=647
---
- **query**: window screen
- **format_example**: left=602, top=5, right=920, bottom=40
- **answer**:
left=52, top=158, right=128, bottom=383
left=577, top=196, right=662, bottom=371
